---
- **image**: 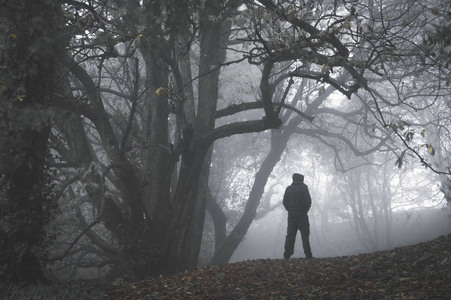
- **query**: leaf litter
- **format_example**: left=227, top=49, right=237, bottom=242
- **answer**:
left=104, top=234, right=451, bottom=299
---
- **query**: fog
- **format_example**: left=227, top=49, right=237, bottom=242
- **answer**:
left=231, top=206, right=451, bottom=262
left=207, top=127, right=451, bottom=265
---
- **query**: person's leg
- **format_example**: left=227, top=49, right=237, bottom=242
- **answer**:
left=299, top=214, right=312, bottom=258
left=283, top=216, right=298, bottom=259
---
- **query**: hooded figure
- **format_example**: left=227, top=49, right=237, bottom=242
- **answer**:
left=283, top=173, right=313, bottom=259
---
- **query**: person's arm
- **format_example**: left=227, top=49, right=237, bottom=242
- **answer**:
left=283, top=188, right=289, bottom=211
left=305, top=186, right=312, bottom=211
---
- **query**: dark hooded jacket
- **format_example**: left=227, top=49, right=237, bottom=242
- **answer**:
left=283, top=179, right=312, bottom=217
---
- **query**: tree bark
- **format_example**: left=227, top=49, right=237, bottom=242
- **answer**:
left=207, top=189, right=228, bottom=252
left=0, top=0, right=65, bottom=283
left=183, top=146, right=214, bottom=270
left=141, top=50, right=174, bottom=244
left=164, top=4, right=224, bottom=273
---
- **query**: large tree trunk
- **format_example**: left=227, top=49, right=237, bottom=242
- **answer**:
left=164, top=4, right=224, bottom=273
left=141, top=50, right=174, bottom=244
left=0, top=0, right=65, bottom=283
left=4, top=127, right=51, bottom=283
left=183, top=146, right=214, bottom=270
left=164, top=147, right=210, bottom=273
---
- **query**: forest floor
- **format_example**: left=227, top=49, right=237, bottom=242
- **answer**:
left=103, top=234, right=451, bottom=299
left=2, top=234, right=450, bottom=299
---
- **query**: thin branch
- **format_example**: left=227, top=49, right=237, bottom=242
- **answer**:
left=275, top=77, right=294, bottom=115
left=47, top=164, right=120, bottom=261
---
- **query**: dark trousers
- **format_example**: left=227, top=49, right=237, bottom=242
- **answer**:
left=284, top=213, right=312, bottom=259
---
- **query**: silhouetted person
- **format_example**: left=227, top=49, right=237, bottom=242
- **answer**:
left=283, top=173, right=313, bottom=259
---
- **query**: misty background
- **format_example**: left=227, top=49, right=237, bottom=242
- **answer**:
left=203, top=131, right=451, bottom=265
left=230, top=206, right=450, bottom=262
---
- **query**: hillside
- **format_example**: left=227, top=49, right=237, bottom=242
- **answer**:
left=104, top=234, right=450, bottom=299
left=2, top=234, right=449, bottom=299
left=230, top=207, right=451, bottom=263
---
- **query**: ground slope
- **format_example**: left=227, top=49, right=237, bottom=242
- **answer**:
left=104, top=234, right=450, bottom=299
